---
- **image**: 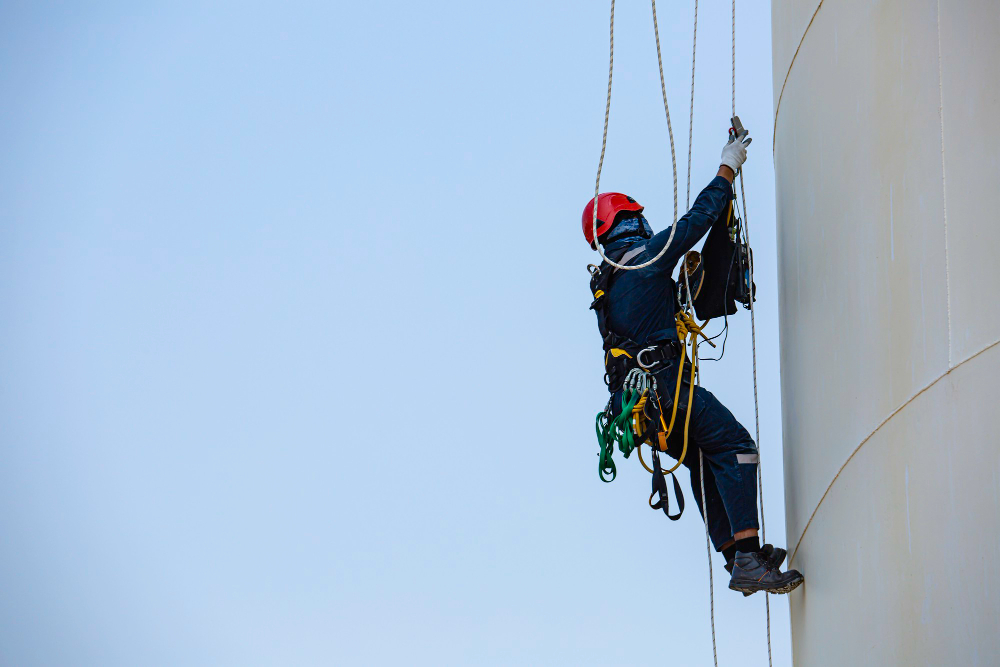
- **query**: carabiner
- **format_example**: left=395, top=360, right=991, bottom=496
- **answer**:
left=637, top=346, right=662, bottom=371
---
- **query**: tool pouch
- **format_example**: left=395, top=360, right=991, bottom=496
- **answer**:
left=690, top=211, right=741, bottom=320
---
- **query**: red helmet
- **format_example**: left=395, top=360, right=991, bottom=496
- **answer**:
left=582, top=193, right=643, bottom=248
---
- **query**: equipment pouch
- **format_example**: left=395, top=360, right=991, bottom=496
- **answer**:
left=689, top=212, right=740, bottom=320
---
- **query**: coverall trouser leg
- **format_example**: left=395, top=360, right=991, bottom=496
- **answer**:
left=667, top=385, right=760, bottom=551
left=612, top=375, right=760, bottom=551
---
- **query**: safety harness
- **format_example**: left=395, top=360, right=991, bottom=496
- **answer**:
left=589, top=188, right=751, bottom=521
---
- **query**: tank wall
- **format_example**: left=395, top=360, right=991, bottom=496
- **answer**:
left=771, top=0, right=1000, bottom=664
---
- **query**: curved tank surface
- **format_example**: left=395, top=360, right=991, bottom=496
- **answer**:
left=771, top=0, right=1000, bottom=664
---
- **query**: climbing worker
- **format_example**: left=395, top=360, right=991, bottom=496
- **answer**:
left=584, top=130, right=804, bottom=595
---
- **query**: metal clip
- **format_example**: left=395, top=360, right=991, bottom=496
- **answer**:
left=637, top=346, right=662, bottom=372
left=623, top=367, right=657, bottom=395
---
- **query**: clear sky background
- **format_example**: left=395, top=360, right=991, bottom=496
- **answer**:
left=1, top=1, right=789, bottom=665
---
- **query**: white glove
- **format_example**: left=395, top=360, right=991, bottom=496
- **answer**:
left=720, top=133, right=751, bottom=173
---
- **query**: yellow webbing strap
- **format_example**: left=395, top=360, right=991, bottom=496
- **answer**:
left=605, top=347, right=633, bottom=368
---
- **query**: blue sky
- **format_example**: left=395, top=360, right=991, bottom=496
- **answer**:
left=1, top=1, right=789, bottom=664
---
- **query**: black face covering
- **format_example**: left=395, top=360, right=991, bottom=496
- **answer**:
left=600, top=215, right=654, bottom=246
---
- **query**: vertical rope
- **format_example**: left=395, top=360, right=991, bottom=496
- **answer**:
left=699, top=451, right=719, bottom=667
left=685, top=4, right=715, bottom=659
left=741, top=172, right=772, bottom=667
left=732, top=1, right=773, bottom=664
left=686, top=0, right=699, bottom=209
left=685, top=259, right=717, bottom=667
left=731, top=0, right=736, bottom=117
left=683, top=5, right=716, bottom=659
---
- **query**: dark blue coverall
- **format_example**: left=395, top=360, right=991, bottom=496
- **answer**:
left=601, top=175, right=759, bottom=551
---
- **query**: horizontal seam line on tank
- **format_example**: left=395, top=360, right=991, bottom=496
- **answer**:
left=788, top=335, right=1000, bottom=566
left=772, top=0, right=824, bottom=153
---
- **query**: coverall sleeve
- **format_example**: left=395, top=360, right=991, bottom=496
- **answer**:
left=644, top=175, right=732, bottom=273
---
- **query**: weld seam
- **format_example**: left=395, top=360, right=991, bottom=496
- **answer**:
left=789, top=337, right=1000, bottom=565
left=772, top=1, right=824, bottom=153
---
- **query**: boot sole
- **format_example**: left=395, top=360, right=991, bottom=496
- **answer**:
left=729, top=574, right=804, bottom=596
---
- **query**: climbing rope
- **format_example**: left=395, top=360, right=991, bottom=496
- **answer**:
left=729, top=0, right=773, bottom=662
left=699, top=448, right=717, bottom=665
left=591, top=0, right=679, bottom=272
left=681, top=242, right=719, bottom=667
left=686, top=0, right=699, bottom=210
left=731, top=0, right=737, bottom=118
left=676, top=0, right=720, bottom=662
left=742, top=161, right=772, bottom=666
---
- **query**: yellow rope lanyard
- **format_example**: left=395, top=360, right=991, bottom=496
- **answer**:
left=635, top=308, right=714, bottom=476
left=632, top=203, right=730, bottom=476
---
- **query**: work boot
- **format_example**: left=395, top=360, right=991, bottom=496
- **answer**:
left=728, top=550, right=804, bottom=595
left=725, top=543, right=786, bottom=574
left=725, top=544, right=789, bottom=596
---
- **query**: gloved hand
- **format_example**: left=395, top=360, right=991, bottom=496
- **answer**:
left=720, top=132, right=751, bottom=173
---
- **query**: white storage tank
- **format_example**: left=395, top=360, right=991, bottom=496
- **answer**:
left=771, top=0, right=1000, bottom=663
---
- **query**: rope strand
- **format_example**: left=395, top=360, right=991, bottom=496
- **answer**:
left=685, top=259, right=718, bottom=667
left=699, top=450, right=718, bottom=666
left=686, top=0, right=699, bottom=209
left=592, top=0, right=680, bottom=272
left=731, top=0, right=773, bottom=662
left=740, top=169, right=772, bottom=667
left=682, top=5, right=719, bottom=664
left=731, top=0, right=736, bottom=117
